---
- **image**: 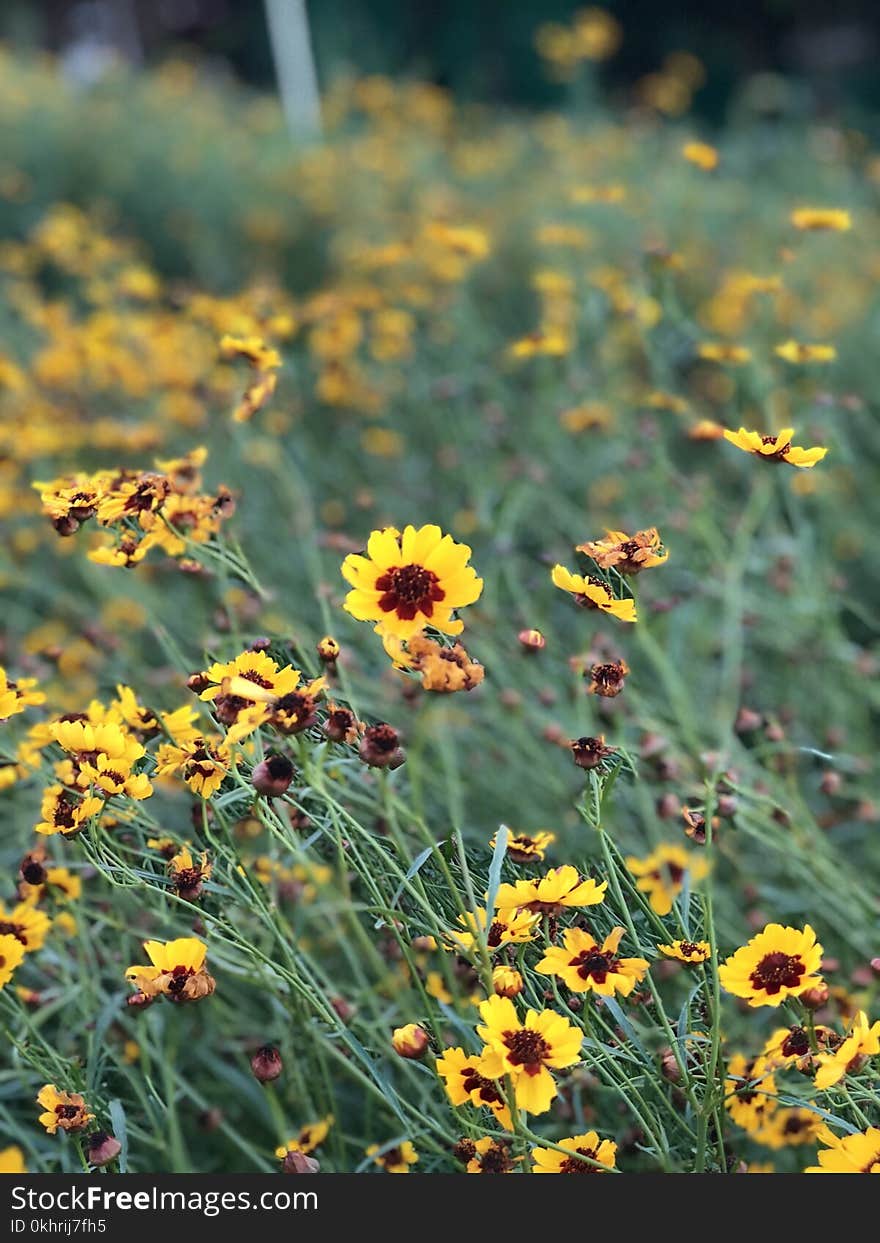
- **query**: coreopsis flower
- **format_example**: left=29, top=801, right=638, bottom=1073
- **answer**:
left=657, top=939, right=711, bottom=964
left=359, top=722, right=405, bottom=769
left=96, top=472, right=170, bottom=528
left=113, top=685, right=159, bottom=738
left=537, top=926, right=649, bottom=996
left=477, top=995, right=582, bottom=1115
left=219, top=334, right=281, bottom=424
left=492, top=965, right=524, bottom=998
left=762, top=1024, right=836, bottom=1071
left=341, top=524, right=483, bottom=640
left=32, top=472, right=107, bottom=535
left=435, top=1047, right=512, bottom=1128
left=490, top=829, right=555, bottom=864
left=0, top=669, right=45, bottom=721
left=577, top=528, right=668, bottom=574
left=154, top=736, right=230, bottom=797
left=196, top=650, right=301, bottom=706
left=125, top=937, right=215, bottom=1003
left=508, top=328, right=570, bottom=358
left=494, top=865, right=606, bottom=917
left=698, top=342, right=751, bottom=364
left=570, top=735, right=616, bottom=769
left=724, top=1055, right=778, bottom=1134
left=78, top=752, right=153, bottom=800
left=586, top=660, right=629, bottom=697
left=805, top=1126, right=880, bottom=1173
left=322, top=705, right=362, bottom=744
left=269, top=682, right=326, bottom=735
left=625, top=844, right=710, bottom=916
left=396, top=633, right=484, bottom=693
left=0, top=900, right=51, bottom=951
left=446, top=905, right=539, bottom=954
left=0, top=1146, right=26, bottom=1173
left=718, top=923, right=824, bottom=1008
left=0, top=933, right=26, bottom=990
left=790, top=208, right=851, bottom=232
left=682, top=141, right=718, bottom=171
left=723, top=427, right=828, bottom=468
left=464, top=1138, right=517, bottom=1174
left=365, top=1141, right=419, bottom=1173
left=168, top=846, right=212, bottom=901
left=551, top=565, right=636, bottom=621
left=36, top=1085, right=94, bottom=1135
left=391, top=1024, right=430, bottom=1059
left=34, top=785, right=104, bottom=837
left=813, top=1011, right=880, bottom=1091
left=756, top=1108, right=825, bottom=1151
left=275, top=1117, right=332, bottom=1158
left=531, top=1131, right=617, bottom=1173
left=775, top=341, right=836, bottom=364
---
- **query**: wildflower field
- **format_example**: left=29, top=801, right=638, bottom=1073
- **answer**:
left=1, top=22, right=879, bottom=1178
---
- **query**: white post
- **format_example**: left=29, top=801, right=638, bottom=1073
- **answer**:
left=264, top=0, right=322, bottom=140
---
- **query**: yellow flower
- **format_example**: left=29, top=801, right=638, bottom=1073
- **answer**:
left=125, top=937, right=215, bottom=1003
left=435, top=1046, right=512, bottom=1128
left=0, top=933, right=26, bottom=990
left=446, top=905, right=539, bottom=954
left=697, top=342, right=751, bottom=364
left=625, top=844, right=709, bottom=916
left=0, top=900, right=51, bottom=951
left=682, top=141, right=718, bottom=171
left=719, top=923, right=824, bottom=1008
left=365, top=1141, right=419, bottom=1173
left=774, top=340, right=836, bottom=364
left=34, top=785, right=104, bottom=837
left=813, top=1011, right=880, bottom=1091
left=490, top=829, right=555, bottom=864
left=0, top=668, right=45, bottom=721
left=492, top=964, right=524, bottom=998
left=275, top=1117, right=332, bottom=1157
left=197, top=650, right=301, bottom=703
left=508, top=328, right=571, bottom=358
left=657, top=939, right=711, bottom=964
left=791, top=208, right=851, bottom=232
left=477, top=995, right=582, bottom=1115
left=756, top=1107, right=825, bottom=1150
left=341, top=524, right=483, bottom=640
left=724, top=1055, right=778, bottom=1134
left=723, top=426, right=827, bottom=468
left=154, top=736, right=230, bottom=798
left=36, top=1085, right=94, bottom=1134
left=464, top=1137, right=517, bottom=1173
left=531, top=1131, right=617, bottom=1173
left=550, top=565, right=636, bottom=622
left=495, top=865, right=607, bottom=916
left=576, top=527, right=667, bottom=573
left=537, top=926, right=649, bottom=996
left=805, top=1126, right=880, bottom=1173
left=0, top=1145, right=26, bottom=1173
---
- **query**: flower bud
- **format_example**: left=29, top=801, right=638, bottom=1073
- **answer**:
left=517, top=628, right=546, bottom=651
left=359, top=723, right=405, bottom=769
left=800, top=983, right=830, bottom=1011
left=391, top=1023, right=429, bottom=1059
left=317, top=636, right=340, bottom=663
left=86, top=1132, right=122, bottom=1168
left=282, top=1151, right=319, bottom=1174
left=250, top=1044, right=283, bottom=1083
left=492, top=965, right=524, bottom=998
left=251, top=754, right=294, bottom=796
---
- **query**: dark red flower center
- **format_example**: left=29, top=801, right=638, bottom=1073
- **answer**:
left=572, top=948, right=618, bottom=984
left=460, top=1067, right=505, bottom=1107
left=750, top=951, right=805, bottom=995
left=0, top=920, right=26, bottom=944
left=781, top=1027, right=810, bottom=1058
left=375, top=563, right=445, bottom=621
left=56, top=1104, right=81, bottom=1120
left=503, top=1027, right=549, bottom=1074
left=559, top=1146, right=602, bottom=1173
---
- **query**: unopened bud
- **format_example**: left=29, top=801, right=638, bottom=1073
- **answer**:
left=800, top=983, right=830, bottom=1011
left=492, top=965, right=524, bottom=998
left=251, top=754, right=294, bottom=797
left=250, top=1044, right=283, bottom=1083
left=391, top=1024, right=429, bottom=1059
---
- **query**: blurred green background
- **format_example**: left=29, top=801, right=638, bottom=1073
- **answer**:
left=5, top=0, right=880, bottom=123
